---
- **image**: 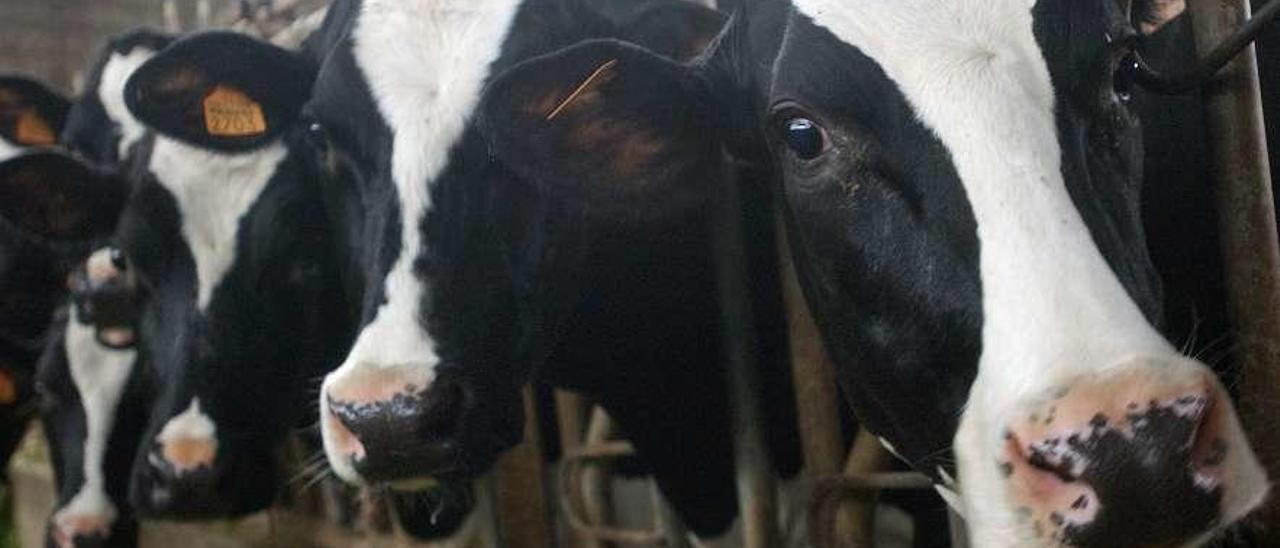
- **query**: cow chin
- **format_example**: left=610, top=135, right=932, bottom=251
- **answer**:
left=954, top=356, right=1268, bottom=548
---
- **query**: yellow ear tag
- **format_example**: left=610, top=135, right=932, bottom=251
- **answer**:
left=14, top=109, right=56, bottom=145
left=203, top=85, right=267, bottom=137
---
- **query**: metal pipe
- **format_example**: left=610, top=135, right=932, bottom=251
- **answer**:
left=711, top=162, right=780, bottom=548
left=493, top=386, right=554, bottom=548
left=1185, top=0, right=1280, bottom=539
left=775, top=216, right=845, bottom=478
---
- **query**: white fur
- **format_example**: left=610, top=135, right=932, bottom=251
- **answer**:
left=56, top=306, right=137, bottom=531
left=149, top=136, right=287, bottom=310
left=97, top=47, right=158, bottom=160
left=790, top=0, right=1254, bottom=544
left=0, top=135, right=23, bottom=162
left=156, top=398, right=216, bottom=444
left=320, top=0, right=521, bottom=484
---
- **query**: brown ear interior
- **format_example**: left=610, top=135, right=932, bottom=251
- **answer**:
left=0, top=153, right=113, bottom=242
left=0, top=87, right=58, bottom=146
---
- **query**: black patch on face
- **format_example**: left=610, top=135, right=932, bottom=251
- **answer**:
left=1026, top=405, right=1221, bottom=547
left=761, top=11, right=981, bottom=479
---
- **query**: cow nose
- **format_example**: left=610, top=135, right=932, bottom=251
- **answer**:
left=50, top=513, right=113, bottom=548
left=323, top=373, right=465, bottom=483
left=1001, top=368, right=1254, bottom=547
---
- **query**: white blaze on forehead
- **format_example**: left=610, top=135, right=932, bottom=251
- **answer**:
left=791, top=0, right=1170, bottom=423
left=157, top=398, right=216, bottom=444
left=150, top=136, right=287, bottom=310
left=0, top=135, right=22, bottom=162
left=60, top=306, right=137, bottom=533
left=320, top=0, right=519, bottom=484
left=792, top=0, right=1174, bottom=543
left=98, top=47, right=158, bottom=159
left=339, top=0, right=519, bottom=379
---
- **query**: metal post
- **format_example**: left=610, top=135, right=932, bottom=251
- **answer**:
left=712, top=165, right=780, bottom=548
left=776, top=217, right=845, bottom=477
left=493, top=386, right=554, bottom=548
left=1185, top=0, right=1280, bottom=539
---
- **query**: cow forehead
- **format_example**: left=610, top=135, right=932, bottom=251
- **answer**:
left=148, top=136, right=288, bottom=311
left=337, top=0, right=519, bottom=369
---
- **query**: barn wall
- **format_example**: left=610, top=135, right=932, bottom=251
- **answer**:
left=0, top=0, right=239, bottom=95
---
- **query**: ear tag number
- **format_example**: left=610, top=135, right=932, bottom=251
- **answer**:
left=14, top=109, right=56, bottom=145
left=203, top=85, right=267, bottom=137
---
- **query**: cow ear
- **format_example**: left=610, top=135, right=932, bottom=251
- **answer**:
left=480, top=39, right=721, bottom=226
left=0, top=151, right=125, bottom=244
left=124, top=31, right=315, bottom=152
left=621, top=1, right=727, bottom=62
left=0, top=76, right=70, bottom=147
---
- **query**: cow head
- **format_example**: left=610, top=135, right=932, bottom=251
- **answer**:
left=307, top=0, right=570, bottom=488
left=740, top=0, right=1265, bottom=545
left=60, top=29, right=174, bottom=168
left=307, top=0, right=731, bottom=500
left=103, top=31, right=350, bottom=518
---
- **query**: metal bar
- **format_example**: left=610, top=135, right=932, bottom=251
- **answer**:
left=493, top=386, right=554, bottom=548
left=711, top=164, right=780, bottom=548
left=554, top=391, right=606, bottom=548
left=1185, top=0, right=1280, bottom=539
left=775, top=216, right=845, bottom=477
left=837, top=428, right=894, bottom=547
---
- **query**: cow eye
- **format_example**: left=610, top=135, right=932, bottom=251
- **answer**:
left=304, top=120, right=328, bottom=150
left=1113, top=52, right=1140, bottom=104
left=783, top=117, right=829, bottom=160
left=109, top=247, right=128, bottom=271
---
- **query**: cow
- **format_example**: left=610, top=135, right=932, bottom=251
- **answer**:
left=305, top=0, right=800, bottom=542
left=0, top=29, right=352, bottom=520
left=465, top=0, right=1276, bottom=545
left=38, top=244, right=148, bottom=548
left=713, top=0, right=1265, bottom=545
left=23, top=31, right=174, bottom=548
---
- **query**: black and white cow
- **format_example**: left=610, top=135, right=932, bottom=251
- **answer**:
left=0, top=76, right=71, bottom=476
left=26, top=31, right=173, bottom=547
left=110, top=31, right=352, bottom=518
left=0, top=30, right=350, bottom=519
left=38, top=244, right=147, bottom=548
left=304, top=0, right=801, bottom=541
left=722, top=0, right=1266, bottom=546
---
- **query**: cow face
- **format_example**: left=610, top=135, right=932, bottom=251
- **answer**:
left=106, top=31, right=350, bottom=518
left=749, top=0, right=1265, bottom=545
left=308, top=0, right=568, bottom=487
left=0, top=76, right=68, bottom=161
left=60, top=29, right=174, bottom=168
left=39, top=247, right=147, bottom=548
